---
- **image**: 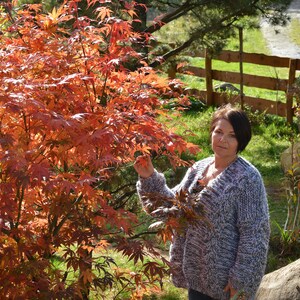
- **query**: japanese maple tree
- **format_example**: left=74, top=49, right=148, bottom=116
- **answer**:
left=0, top=0, right=198, bottom=299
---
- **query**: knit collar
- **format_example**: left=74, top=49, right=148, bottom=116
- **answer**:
left=198, top=156, right=242, bottom=197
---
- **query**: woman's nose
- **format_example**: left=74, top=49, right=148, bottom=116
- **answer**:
left=219, top=135, right=227, bottom=142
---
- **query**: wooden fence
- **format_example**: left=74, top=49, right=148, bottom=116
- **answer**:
left=171, top=49, right=300, bottom=123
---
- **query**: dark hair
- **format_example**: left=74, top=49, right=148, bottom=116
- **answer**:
left=210, top=104, right=252, bottom=153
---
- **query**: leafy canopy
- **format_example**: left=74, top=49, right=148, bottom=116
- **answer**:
left=0, top=1, right=198, bottom=298
left=13, top=0, right=293, bottom=68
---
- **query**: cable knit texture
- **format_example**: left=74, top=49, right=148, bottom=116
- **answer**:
left=136, top=156, right=270, bottom=300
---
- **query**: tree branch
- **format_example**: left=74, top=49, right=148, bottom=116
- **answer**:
left=149, top=6, right=254, bottom=68
left=128, top=230, right=158, bottom=239
left=144, top=1, right=198, bottom=34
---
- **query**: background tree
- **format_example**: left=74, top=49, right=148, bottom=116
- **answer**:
left=143, top=0, right=293, bottom=68
left=0, top=1, right=198, bottom=299
left=14, top=0, right=293, bottom=68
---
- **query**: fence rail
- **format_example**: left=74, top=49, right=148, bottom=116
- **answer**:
left=173, top=49, right=300, bottom=123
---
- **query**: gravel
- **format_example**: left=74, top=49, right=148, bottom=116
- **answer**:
left=260, top=0, right=300, bottom=58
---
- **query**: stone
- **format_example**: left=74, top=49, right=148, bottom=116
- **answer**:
left=280, top=142, right=300, bottom=175
left=255, top=258, right=300, bottom=300
left=214, top=82, right=242, bottom=94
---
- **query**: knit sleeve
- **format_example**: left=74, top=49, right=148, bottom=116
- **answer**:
left=136, top=164, right=199, bottom=216
left=136, top=170, right=175, bottom=214
left=228, top=172, right=270, bottom=298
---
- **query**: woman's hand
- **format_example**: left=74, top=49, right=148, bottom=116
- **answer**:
left=224, top=283, right=245, bottom=300
left=133, top=155, right=154, bottom=179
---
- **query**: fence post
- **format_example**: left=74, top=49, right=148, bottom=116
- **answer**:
left=167, top=63, right=177, bottom=79
left=205, top=49, right=213, bottom=106
left=238, top=27, right=244, bottom=109
left=287, top=59, right=297, bottom=124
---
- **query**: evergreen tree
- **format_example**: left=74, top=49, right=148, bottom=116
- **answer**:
left=13, top=0, right=293, bottom=68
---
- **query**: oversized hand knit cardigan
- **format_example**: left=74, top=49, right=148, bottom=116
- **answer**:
left=136, top=156, right=270, bottom=300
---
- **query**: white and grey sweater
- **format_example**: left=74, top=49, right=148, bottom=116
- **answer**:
left=136, top=156, right=270, bottom=300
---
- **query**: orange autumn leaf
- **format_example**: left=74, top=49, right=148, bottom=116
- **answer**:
left=0, top=1, right=199, bottom=299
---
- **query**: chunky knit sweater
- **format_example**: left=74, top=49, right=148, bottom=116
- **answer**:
left=136, top=156, right=270, bottom=300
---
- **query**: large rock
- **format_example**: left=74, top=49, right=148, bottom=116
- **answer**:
left=280, top=142, right=300, bottom=174
left=255, top=258, right=300, bottom=300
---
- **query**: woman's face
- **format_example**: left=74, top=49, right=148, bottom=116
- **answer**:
left=211, top=118, right=238, bottom=159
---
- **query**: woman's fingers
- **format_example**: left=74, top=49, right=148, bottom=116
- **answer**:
left=134, top=155, right=154, bottom=178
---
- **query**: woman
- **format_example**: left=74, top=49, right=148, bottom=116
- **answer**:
left=134, top=104, right=270, bottom=300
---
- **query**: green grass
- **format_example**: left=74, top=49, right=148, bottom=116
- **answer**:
left=50, top=109, right=297, bottom=300
left=144, top=17, right=300, bottom=300
left=182, top=46, right=289, bottom=102
left=112, top=21, right=300, bottom=300
left=178, top=67, right=287, bottom=102
left=143, top=285, right=188, bottom=300
left=141, top=106, right=296, bottom=299
left=161, top=105, right=296, bottom=271
left=165, top=22, right=291, bottom=102
left=51, top=19, right=300, bottom=300
left=289, top=18, right=300, bottom=47
left=96, top=250, right=187, bottom=300
left=224, top=26, right=270, bottom=54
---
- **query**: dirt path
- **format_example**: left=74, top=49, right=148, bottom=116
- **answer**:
left=260, top=0, right=300, bottom=58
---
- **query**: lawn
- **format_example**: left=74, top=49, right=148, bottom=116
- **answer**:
left=94, top=106, right=297, bottom=300
left=53, top=17, right=300, bottom=300
left=164, top=19, right=298, bottom=104
left=127, top=21, right=300, bottom=300
left=140, top=105, right=297, bottom=299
